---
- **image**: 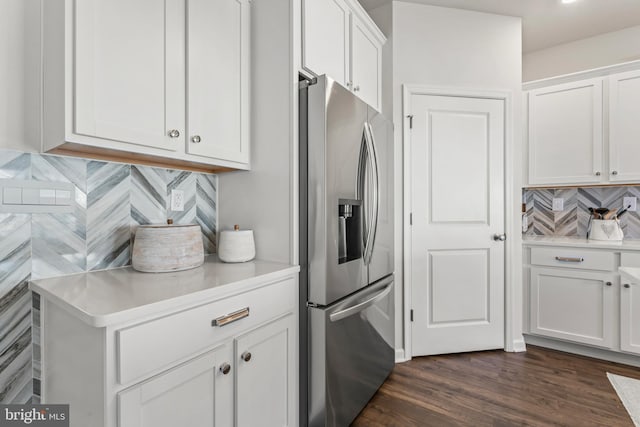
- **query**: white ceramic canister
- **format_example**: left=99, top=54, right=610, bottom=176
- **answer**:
left=589, top=219, right=624, bottom=241
left=132, top=221, right=205, bottom=273
left=218, top=225, right=256, bottom=263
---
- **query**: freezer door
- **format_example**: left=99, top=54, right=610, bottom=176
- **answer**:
left=367, top=109, right=394, bottom=283
left=308, top=275, right=395, bottom=427
left=307, top=76, right=369, bottom=305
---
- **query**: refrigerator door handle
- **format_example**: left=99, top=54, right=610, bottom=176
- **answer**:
left=329, top=278, right=393, bottom=322
left=362, top=122, right=380, bottom=266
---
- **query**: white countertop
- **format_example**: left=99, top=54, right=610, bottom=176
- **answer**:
left=523, top=236, right=640, bottom=251
left=30, top=256, right=300, bottom=328
left=619, top=267, right=640, bottom=283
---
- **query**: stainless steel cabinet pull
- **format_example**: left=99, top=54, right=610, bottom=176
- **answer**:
left=241, top=351, right=252, bottom=362
left=605, top=282, right=612, bottom=287
left=624, top=284, right=631, bottom=289
left=493, top=233, right=507, bottom=241
left=191, top=135, right=201, bottom=143
left=220, top=363, right=231, bottom=375
left=168, top=129, right=180, bottom=138
left=211, top=307, right=250, bottom=327
left=555, top=256, right=584, bottom=263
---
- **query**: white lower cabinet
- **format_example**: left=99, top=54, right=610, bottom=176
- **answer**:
left=39, top=273, right=297, bottom=427
left=529, top=267, right=614, bottom=349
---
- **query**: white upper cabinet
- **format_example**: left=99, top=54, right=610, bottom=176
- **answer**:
left=609, top=70, right=640, bottom=183
left=302, top=0, right=385, bottom=110
left=43, top=0, right=250, bottom=172
left=186, top=0, right=250, bottom=164
left=302, top=0, right=351, bottom=87
left=527, top=79, right=603, bottom=186
left=73, top=0, right=183, bottom=152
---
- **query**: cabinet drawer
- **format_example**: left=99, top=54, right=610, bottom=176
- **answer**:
left=117, top=277, right=295, bottom=385
left=530, top=247, right=615, bottom=271
left=621, top=252, right=640, bottom=268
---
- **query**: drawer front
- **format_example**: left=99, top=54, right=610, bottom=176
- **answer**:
left=117, top=277, right=295, bottom=385
left=530, top=247, right=615, bottom=271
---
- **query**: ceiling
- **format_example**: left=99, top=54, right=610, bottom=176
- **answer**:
left=357, top=0, right=640, bottom=53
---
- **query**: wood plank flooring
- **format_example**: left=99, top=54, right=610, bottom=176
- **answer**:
left=352, top=345, right=640, bottom=426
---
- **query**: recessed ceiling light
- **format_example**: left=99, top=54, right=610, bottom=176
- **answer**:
left=561, top=0, right=578, bottom=4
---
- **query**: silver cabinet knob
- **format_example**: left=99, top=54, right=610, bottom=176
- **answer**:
left=493, top=233, right=507, bottom=241
left=241, top=351, right=252, bottom=362
left=612, top=171, right=618, bottom=175
left=220, top=363, right=231, bottom=375
left=346, top=81, right=352, bottom=88
left=353, top=86, right=360, bottom=92
left=191, top=135, right=201, bottom=143
left=624, top=284, right=631, bottom=289
left=595, top=171, right=601, bottom=176
left=168, top=129, right=180, bottom=138
left=605, top=282, right=612, bottom=287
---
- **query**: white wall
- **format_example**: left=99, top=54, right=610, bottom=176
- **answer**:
left=0, top=0, right=41, bottom=152
left=390, top=1, right=524, bottom=355
left=524, top=25, right=640, bottom=82
left=218, top=0, right=297, bottom=265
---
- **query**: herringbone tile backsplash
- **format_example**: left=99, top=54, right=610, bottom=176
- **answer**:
left=0, top=149, right=218, bottom=404
left=524, top=187, right=640, bottom=238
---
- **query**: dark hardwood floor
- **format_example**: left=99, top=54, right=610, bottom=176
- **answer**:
left=352, top=345, right=640, bottom=426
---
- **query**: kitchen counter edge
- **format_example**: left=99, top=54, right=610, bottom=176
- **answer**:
left=523, top=236, right=640, bottom=251
left=29, top=257, right=300, bottom=328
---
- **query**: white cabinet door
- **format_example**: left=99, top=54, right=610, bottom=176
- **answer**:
left=621, top=282, right=640, bottom=355
left=186, top=0, right=250, bottom=164
left=235, top=315, right=295, bottom=427
left=74, top=0, right=184, bottom=151
left=528, top=79, right=603, bottom=185
left=529, top=267, right=614, bottom=348
left=302, top=0, right=350, bottom=87
left=350, top=17, right=381, bottom=110
left=118, top=346, right=233, bottom=427
left=609, top=70, right=640, bottom=183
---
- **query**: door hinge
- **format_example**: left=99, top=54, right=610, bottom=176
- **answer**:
left=410, top=309, right=414, bottom=322
left=407, top=115, right=414, bottom=129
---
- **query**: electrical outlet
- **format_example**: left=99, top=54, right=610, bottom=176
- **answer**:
left=624, top=197, right=637, bottom=212
left=171, top=189, right=185, bottom=211
left=552, top=198, right=564, bottom=212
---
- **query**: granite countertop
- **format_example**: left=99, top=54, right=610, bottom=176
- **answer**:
left=30, top=256, right=300, bottom=328
left=523, top=236, right=640, bottom=251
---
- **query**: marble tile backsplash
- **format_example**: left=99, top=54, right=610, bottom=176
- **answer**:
left=0, top=149, right=218, bottom=403
left=523, top=186, right=640, bottom=238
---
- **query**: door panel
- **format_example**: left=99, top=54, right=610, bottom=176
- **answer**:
left=351, top=19, right=379, bottom=109
left=621, top=281, right=640, bottom=355
left=308, top=77, right=368, bottom=305
left=74, top=0, right=183, bottom=150
left=528, top=79, right=603, bottom=185
left=367, top=109, right=394, bottom=284
left=530, top=267, right=613, bottom=348
left=186, top=0, right=249, bottom=163
left=609, top=70, right=640, bottom=182
left=410, top=93, right=505, bottom=356
left=302, top=0, right=350, bottom=87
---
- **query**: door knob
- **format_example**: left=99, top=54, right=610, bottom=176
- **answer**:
left=493, top=233, right=507, bottom=241
left=168, top=129, right=180, bottom=138
left=241, top=351, right=252, bottom=362
left=220, top=363, right=231, bottom=375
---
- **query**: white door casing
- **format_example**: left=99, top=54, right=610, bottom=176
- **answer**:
left=405, top=88, right=508, bottom=356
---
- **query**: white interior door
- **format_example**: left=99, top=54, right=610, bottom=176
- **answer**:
left=409, top=93, right=505, bottom=356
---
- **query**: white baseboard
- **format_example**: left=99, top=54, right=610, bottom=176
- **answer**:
left=525, top=334, right=640, bottom=368
left=395, top=348, right=409, bottom=363
left=510, top=337, right=527, bottom=353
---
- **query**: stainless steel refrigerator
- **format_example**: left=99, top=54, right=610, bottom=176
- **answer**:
left=299, top=76, right=395, bottom=427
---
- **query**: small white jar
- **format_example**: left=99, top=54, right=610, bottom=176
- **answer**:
left=218, top=225, right=256, bottom=263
